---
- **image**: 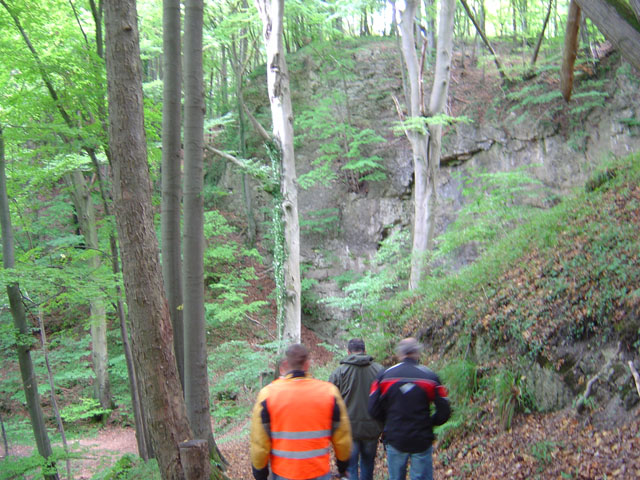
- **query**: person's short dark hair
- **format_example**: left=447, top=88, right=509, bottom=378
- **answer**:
left=347, top=338, right=365, bottom=353
left=285, top=343, right=309, bottom=370
left=396, top=337, right=422, bottom=358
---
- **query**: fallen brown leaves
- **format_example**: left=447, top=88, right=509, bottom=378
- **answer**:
left=435, top=408, right=640, bottom=479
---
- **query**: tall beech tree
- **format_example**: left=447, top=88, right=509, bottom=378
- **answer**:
left=254, top=0, right=302, bottom=344
left=161, top=0, right=185, bottom=389
left=103, top=1, right=196, bottom=478
left=183, top=0, right=216, bottom=452
left=397, top=0, right=456, bottom=289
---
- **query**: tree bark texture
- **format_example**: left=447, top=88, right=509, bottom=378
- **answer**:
left=426, top=0, right=456, bottom=249
left=631, top=0, right=640, bottom=23
left=561, top=0, right=581, bottom=101
left=161, top=0, right=185, bottom=390
left=399, top=0, right=431, bottom=290
left=103, top=2, right=193, bottom=479
left=179, top=440, right=211, bottom=480
left=183, top=0, right=214, bottom=448
left=0, top=126, right=59, bottom=480
left=254, top=0, right=302, bottom=344
left=574, top=0, right=640, bottom=71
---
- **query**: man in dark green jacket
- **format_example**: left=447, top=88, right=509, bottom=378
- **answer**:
left=330, top=339, right=383, bottom=480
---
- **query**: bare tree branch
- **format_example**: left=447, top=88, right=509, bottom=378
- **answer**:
left=629, top=361, right=640, bottom=400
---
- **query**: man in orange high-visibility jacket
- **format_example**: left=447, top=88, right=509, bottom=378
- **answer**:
left=250, top=343, right=352, bottom=480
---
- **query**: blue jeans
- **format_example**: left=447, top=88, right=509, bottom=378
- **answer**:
left=348, top=439, right=378, bottom=480
left=385, top=443, right=433, bottom=480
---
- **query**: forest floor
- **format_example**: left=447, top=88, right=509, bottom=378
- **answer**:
left=11, top=371, right=636, bottom=479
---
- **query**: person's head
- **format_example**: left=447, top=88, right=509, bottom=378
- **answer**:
left=395, top=337, right=422, bottom=361
left=347, top=338, right=366, bottom=354
left=284, top=343, right=310, bottom=372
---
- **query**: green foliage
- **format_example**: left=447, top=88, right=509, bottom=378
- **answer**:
left=91, top=454, right=161, bottom=480
left=620, top=117, right=640, bottom=128
left=324, top=229, right=410, bottom=320
left=0, top=446, right=68, bottom=480
left=208, top=341, right=277, bottom=430
left=300, top=208, right=340, bottom=236
left=435, top=359, right=481, bottom=444
left=393, top=114, right=471, bottom=137
left=321, top=229, right=411, bottom=360
left=264, top=141, right=287, bottom=344
left=295, top=90, right=386, bottom=192
left=300, top=270, right=320, bottom=318
left=530, top=440, right=557, bottom=471
left=493, top=369, right=533, bottom=430
left=434, top=166, right=546, bottom=263
left=440, top=359, right=478, bottom=402
left=60, top=397, right=111, bottom=424
left=203, top=210, right=268, bottom=328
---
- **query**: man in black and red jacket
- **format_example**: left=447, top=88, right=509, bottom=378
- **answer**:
left=368, top=337, right=450, bottom=480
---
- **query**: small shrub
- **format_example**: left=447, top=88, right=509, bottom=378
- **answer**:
left=60, top=397, right=112, bottom=424
left=440, top=359, right=478, bottom=402
left=531, top=440, right=556, bottom=471
left=493, top=369, right=531, bottom=430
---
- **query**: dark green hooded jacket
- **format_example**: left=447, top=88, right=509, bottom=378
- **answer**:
left=329, top=353, right=383, bottom=441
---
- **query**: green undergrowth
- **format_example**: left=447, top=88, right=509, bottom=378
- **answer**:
left=394, top=152, right=640, bottom=440
left=399, top=153, right=640, bottom=342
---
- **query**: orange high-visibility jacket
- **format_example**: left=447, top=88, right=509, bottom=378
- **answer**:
left=250, top=372, right=352, bottom=480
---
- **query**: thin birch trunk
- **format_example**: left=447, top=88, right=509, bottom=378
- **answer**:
left=37, top=309, right=72, bottom=480
left=254, top=0, right=302, bottom=344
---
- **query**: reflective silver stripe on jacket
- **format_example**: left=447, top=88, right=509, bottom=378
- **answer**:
left=271, top=429, right=331, bottom=440
left=273, top=473, right=332, bottom=480
left=271, top=446, right=331, bottom=459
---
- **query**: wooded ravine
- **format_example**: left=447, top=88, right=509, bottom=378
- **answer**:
left=1, top=1, right=639, bottom=479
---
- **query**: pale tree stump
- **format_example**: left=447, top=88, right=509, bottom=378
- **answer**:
left=179, top=439, right=211, bottom=480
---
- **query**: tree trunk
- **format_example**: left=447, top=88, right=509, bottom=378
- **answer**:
left=87, top=0, right=151, bottom=458
left=37, top=309, right=72, bottom=480
left=459, top=0, right=509, bottom=82
left=0, top=125, right=59, bottom=480
left=631, top=0, right=640, bottom=23
left=426, top=0, right=456, bottom=249
left=161, top=0, right=185, bottom=390
left=179, top=440, right=211, bottom=480
left=424, top=0, right=436, bottom=56
left=103, top=2, right=195, bottom=478
left=400, top=0, right=455, bottom=290
left=254, top=0, right=302, bottom=344
left=561, top=0, right=581, bottom=101
left=230, top=1, right=257, bottom=247
left=399, top=0, right=429, bottom=290
left=220, top=47, right=229, bottom=115
left=183, top=0, right=214, bottom=450
left=574, top=0, right=640, bottom=72
left=530, top=0, right=554, bottom=67
left=66, top=170, right=113, bottom=414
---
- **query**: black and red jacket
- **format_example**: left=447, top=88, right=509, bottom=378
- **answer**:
left=367, top=357, right=451, bottom=453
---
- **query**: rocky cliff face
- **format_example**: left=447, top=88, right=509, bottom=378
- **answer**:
left=215, top=39, right=640, bottom=337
